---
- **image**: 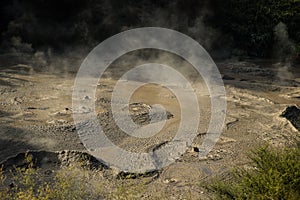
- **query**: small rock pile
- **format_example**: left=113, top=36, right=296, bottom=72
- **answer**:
left=281, top=106, right=300, bottom=131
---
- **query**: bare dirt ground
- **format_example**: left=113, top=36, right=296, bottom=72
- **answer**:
left=0, top=54, right=300, bottom=199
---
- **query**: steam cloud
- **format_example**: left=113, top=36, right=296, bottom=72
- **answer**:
left=273, top=22, right=296, bottom=83
left=0, top=0, right=220, bottom=73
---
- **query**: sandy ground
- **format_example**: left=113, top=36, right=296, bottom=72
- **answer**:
left=0, top=54, right=300, bottom=198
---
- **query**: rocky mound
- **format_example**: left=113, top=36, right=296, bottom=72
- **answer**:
left=0, top=150, right=107, bottom=171
left=281, top=106, right=300, bottom=131
left=0, top=150, right=159, bottom=180
left=128, top=102, right=173, bottom=125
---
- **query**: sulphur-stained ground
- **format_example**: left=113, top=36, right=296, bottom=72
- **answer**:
left=0, top=54, right=300, bottom=199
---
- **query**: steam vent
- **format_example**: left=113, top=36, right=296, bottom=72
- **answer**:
left=281, top=106, right=300, bottom=131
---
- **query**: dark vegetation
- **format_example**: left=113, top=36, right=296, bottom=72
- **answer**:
left=0, top=0, right=300, bottom=58
left=212, top=0, right=300, bottom=57
left=209, top=141, right=300, bottom=199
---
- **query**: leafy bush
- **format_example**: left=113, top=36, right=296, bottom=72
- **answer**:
left=210, top=143, right=300, bottom=199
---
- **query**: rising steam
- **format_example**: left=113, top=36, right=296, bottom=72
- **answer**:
left=273, top=22, right=296, bottom=83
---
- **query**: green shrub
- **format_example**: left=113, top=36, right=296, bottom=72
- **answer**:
left=210, top=144, right=300, bottom=199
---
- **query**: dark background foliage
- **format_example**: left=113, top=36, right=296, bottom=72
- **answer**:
left=0, top=0, right=300, bottom=58
left=212, top=0, right=300, bottom=57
